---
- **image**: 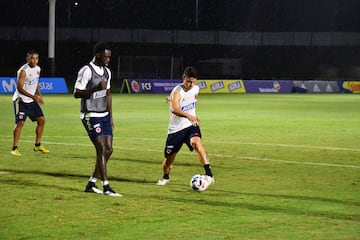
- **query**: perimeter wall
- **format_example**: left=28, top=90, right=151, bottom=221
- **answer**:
left=1, top=77, right=359, bottom=94
left=123, top=79, right=360, bottom=94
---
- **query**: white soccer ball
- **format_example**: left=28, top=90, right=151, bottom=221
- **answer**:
left=190, top=174, right=209, bottom=192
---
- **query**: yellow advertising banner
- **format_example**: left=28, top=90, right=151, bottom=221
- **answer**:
left=342, top=81, right=360, bottom=93
left=197, top=80, right=246, bottom=93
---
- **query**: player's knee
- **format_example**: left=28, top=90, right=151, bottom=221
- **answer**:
left=105, top=147, right=113, bottom=157
left=37, top=117, right=45, bottom=125
left=163, top=155, right=175, bottom=167
left=162, top=159, right=168, bottom=168
left=16, top=121, right=25, bottom=127
left=191, top=138, right=202, bottom=151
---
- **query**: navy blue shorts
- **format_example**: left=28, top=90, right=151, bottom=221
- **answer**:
left=13, top=99, right=44, bottom=123
left=81, top=115, right=113, bottom=141
left=164, top=125, right=202, bottom=157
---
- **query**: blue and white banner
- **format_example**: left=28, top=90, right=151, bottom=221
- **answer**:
left=0, top=77, right=68, bottom=94
left=293, top=80, right=341, bottom=93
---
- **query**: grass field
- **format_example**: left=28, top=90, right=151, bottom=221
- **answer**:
left=0, top=93, right=359, bottom=240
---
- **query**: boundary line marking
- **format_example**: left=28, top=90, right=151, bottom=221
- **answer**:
left=220, top=141, right=360, bottom=152
left=10, top=135, right=360, bottom=152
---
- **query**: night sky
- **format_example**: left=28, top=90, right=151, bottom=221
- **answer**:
left=3, top=0, right=360, bottom=32
left=1, top=0, right=360, bottom=79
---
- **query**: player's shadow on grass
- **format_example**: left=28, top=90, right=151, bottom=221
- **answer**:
left=2, top=178, right=79, bottom=192
left=0, top=168, right=157, bottom=186
left=2, top=169, right=359, bottom=222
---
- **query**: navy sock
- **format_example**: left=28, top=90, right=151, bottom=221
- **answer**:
left=204, top=164, right=213, bottom=177
left=163, top=174, right=170, bottom=180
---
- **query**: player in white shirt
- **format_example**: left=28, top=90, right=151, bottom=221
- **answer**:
left=74, top=42, right=121, bottom=197
left=157, top=66, right=214, bottom=187
left=11, top=50, right=50, bottom=156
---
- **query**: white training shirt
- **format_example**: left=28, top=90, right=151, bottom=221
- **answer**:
left=12, top=63, right=41, bottom=103
left=168, top=84, right=199, bottom=134
left=74, top=61, right=111, bottom=119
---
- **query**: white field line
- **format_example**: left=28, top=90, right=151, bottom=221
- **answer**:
left=17, top=135, right=360, bottom=152
left=18, top=139, right=360, bottom=169
left=219, top=141, right=360, bottom=152
left=211, top=154, right=360, bottom=169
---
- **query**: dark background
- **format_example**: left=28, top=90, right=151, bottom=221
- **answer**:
left=1, top=0, right=360, bottom=83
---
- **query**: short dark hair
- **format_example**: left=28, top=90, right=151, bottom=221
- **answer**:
left=26, top=50, right=39, bottom=57
left=93, top=42, right=111, bottom=55
left=183, top=66, right=198, bottom=78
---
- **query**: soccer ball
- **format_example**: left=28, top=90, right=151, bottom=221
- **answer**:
left=190, top=174, right=209, bottom=192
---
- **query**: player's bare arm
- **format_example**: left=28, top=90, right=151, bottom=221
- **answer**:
left=165, top=96, right=170, bottom=103
left=106, top=89, right=114, bottom=129
left=35, top=82, right=44, bottom=105
left=74, top=79, right=107, bottom=99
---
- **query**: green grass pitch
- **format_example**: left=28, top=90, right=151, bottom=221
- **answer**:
left=0, top=93, right=359, bottom=239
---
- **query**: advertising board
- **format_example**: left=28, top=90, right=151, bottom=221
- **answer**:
left=0, top=77, right=68, bottom=94
left=243, top=80, right=293, bottom=93
left=340, top=81, right=360, bottom=93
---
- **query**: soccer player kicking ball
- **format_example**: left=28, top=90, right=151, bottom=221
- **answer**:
left=157, top=66, right=214, bottom=187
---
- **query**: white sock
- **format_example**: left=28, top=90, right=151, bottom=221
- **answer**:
left=89, top=176, right=97, bottom=183
left=102, top=180, right=109, bottom=186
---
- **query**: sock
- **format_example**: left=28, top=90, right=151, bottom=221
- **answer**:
left=12, top=146, right=18, bottom=151
left=35, top=143, right=41, bottom=147
left=163, top=174, right=169, bottom=180
left=204, top=164, right=213, bottom=177
left=102, top=180, right=109, bottom=186
left=89, top=176, right=97, bottom=183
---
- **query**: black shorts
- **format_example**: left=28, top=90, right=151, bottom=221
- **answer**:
left=13, top=99, right=44, bottom=123
left=164, top=125, right=202, bottom=157
left=81, top=114, right=113, bottom=141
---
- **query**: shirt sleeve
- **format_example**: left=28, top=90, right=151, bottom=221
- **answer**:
left=194, top=85, right=200, bottom=95
left=74, top=66, right=92, bottom=92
